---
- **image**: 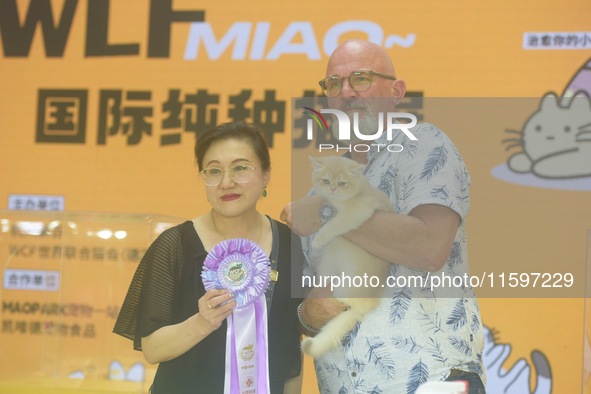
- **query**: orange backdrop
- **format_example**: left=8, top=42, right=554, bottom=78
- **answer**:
left=1, top=0, right=590, bottom=393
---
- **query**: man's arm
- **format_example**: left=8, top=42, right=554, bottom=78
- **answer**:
left=282, top=199, right=460, bottom=332
left=345, top=203, right=460, bottom=272
left=281, top=197, right=460, bottom=272
left=297, top=288, right=348, bottom=336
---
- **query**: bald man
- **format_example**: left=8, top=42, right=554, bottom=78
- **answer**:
left=282, top=40, right=486, bottom=393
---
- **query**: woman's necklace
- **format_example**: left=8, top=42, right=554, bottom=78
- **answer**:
left=210, top=210, right=264, bottom=246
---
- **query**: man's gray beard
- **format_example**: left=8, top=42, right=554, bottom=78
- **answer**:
left=330, top=112, right=380, bottom=145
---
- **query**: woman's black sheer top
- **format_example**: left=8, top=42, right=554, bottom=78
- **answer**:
left=113, top=219, right=302, bottom=393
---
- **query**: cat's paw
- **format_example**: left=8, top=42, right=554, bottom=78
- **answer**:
left=301, top=338, right=314, bottom=355
left=507, top=152, right=532, bottom=173
left=302, top=337, right=330, bottom=358
left=301, top=337, right=325, bottom=358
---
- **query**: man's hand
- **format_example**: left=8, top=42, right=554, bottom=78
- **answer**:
left=280, top=195, right=326, bottom=236
left=301, top=288, right=348, bottom=331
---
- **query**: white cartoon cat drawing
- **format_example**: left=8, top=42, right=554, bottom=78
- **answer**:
left=482, top=325, right=552, bottom=394
left=67, top=360, right=145, bottom=382
left=504, top=92, right=591, bottom=179
left=107, top=360, right=145, bottom=382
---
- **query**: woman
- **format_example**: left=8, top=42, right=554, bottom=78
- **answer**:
left=114, top=121, right=303, bottom=393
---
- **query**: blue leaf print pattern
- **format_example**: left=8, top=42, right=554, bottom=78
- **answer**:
left=402, top=139, right=418, bottom=158
left=426, top=337, right=448, bottom=365
left=333, top=364, right=348, bottom=378
left=430, top=125, right=442, bottom=137
left=342, top=321, right=361, bottom=349
left=338, top=384, right=348, bottom=394
left=454, top=167, right=470, bottom=204
left=418, top=304, right=443, bottom=334
left=353, top=379, right=365, bottom=391
left=322, top=362, right=348, bottom=379
left=368, top=385, right=383, bottom=394
left=446, top=299, right=467, bottom=331
left=430, top=185, right=449, bottom=202
left=348, top=357, right=366, bottom=374
left=448, top=241, right=461, bottom=267
left=406, top=360, right=429, bottom=394
left=316, top=364, right=331, bottom=393
left=389, top=287, right=411, bottom=325
left=391, top=335, right=422, bottom=354
left=378, top=166, right=397, bottom=197
left=318, top=377, right=331, bottom=393
left=470, top=313, right=481, bottom=333
left=365, top=337, right=396, bottom=380
left=399, top=174, right=417, bottom=204
left=420, top=144, right=448, bottom=181
left=449, top=336, right=472, bottom=356
left=452, top=144, right=463, bottom=162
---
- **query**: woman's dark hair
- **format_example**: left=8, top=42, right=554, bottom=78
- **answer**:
left=195, top=121, right=271, bottom=172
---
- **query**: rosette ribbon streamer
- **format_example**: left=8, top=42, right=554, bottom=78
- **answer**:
left=202, top=238, right=271, bottom=394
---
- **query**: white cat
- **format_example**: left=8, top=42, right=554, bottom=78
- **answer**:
left=301, top=155, right=393, bottom=358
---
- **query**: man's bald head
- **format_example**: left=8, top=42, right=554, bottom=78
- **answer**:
left=323, top=39, right=405, bottom=101
left=326, top=40, right=396, bottom=78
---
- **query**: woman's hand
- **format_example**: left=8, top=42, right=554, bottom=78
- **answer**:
left=141, top=289, right=236, bottom=364
left=196, top=289, right=236, bottom=333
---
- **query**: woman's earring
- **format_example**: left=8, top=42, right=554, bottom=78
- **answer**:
left=262, top=186, right=267, bottom=198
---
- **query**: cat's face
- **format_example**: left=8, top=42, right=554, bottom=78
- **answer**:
left=523, top=93, right=591, bottom=161
left=310, top=156, right=364, bottom=201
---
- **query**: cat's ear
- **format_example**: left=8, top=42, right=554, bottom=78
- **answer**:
left=567, top=91, right=591, bottom=112
left=349, top=163, right=365, bottom=176
left=539, top=92, right=559, bottom=111
left=309, top=156, right=323, bottom=169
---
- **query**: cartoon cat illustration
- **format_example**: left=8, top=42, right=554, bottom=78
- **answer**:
left=108, top=360, right=145, bottom=382
left=505, top=92, right=591, bottom=179
left=482, top=325, right=552, bottom=394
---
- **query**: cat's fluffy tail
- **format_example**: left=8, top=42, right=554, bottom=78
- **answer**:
left=301, top=298, right=380, bottom=358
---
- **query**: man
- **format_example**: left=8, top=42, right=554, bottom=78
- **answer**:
left=281, top=39, right=486, bottom=393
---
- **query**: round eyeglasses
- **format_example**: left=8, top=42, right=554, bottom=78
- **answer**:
left=199, top=164, right=256, bottom=186
left=318, top=70, right=396, bottom=97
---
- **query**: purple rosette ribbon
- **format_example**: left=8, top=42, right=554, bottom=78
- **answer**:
left=202, top=238, right=271, bottom=394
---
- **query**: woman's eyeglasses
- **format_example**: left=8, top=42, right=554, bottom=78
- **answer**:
left=199, top=164, right=256, bottom=186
